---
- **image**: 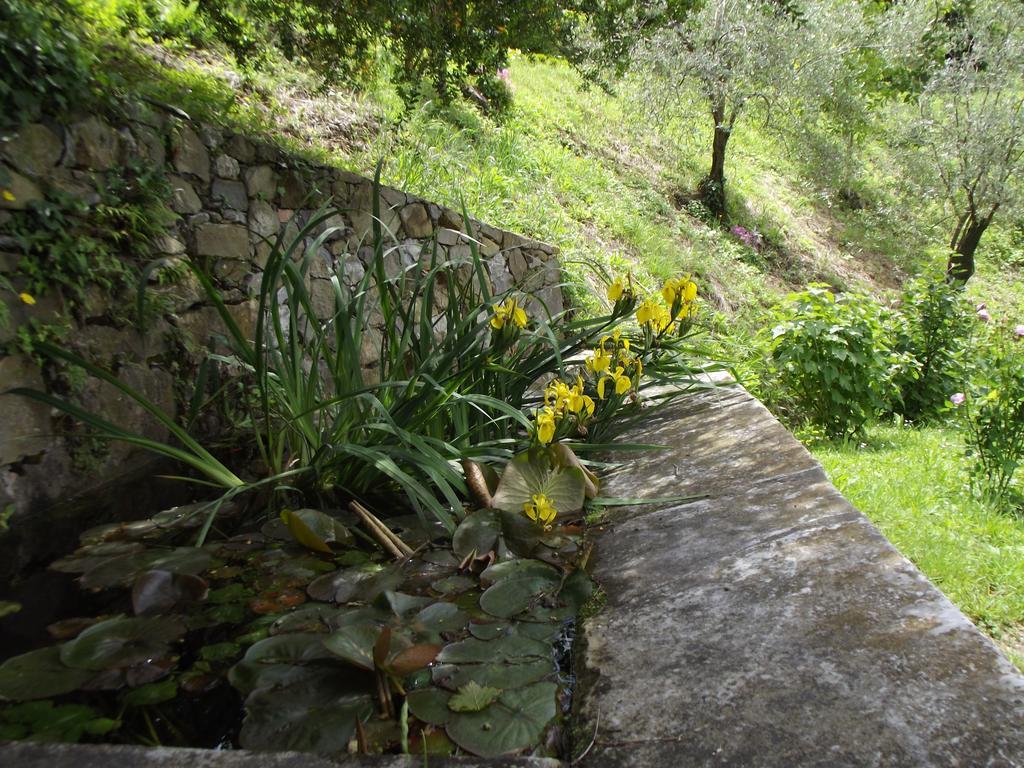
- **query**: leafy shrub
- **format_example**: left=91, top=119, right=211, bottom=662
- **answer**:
left=0, top=0, right=95, bottom=128
left=956, top=323, right=1024, bottom=499
left=769, top=283, right=897, bottom=438
left=890, top=277, right=976, bottom=422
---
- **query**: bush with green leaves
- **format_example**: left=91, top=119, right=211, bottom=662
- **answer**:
left=0, top=0, right=96, bottom=128
left=769, top=283, right=898, bottom=438
left=890, top=277, right=976, bottom=422
left=956, top=323, right=1024, bottom=500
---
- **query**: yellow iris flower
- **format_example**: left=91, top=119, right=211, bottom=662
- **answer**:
left=524, top=493, right=557, bottom=529
left=598, top=366, right=632, bottom=399
left=535, top=407, right=557, bottom=444
left=565, top=376, right=595, bottom=416
left=607, top=277, right=625, bottom=302
left=587, top=344, right=613, bottom=374
left=636, top=299, right=661, bottom=326
left=490, top=298, right=528, bottom=330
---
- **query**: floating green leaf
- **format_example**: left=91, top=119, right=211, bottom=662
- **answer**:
left=228, top=633, right=339, bottom=695
left=0, top=647, right=94, bottom=701
left=491, top=451, right=586, bottom=517
left=322, top=621, right=381, bottom=670
left=448, top=681, right=501, bottom=712
left=445, top=682, right=558, bottom=757
left=131, top=569, right=208, bottom=616
left=282, top=508, right=352, bottom=553
left=0, top=701, right=119, bottom=742
left=480, top=558, right=560, bottom=587
left=239, top=677, right=373, bottom=752
left=452, top=509, right=501, bottom=559
left=60, top=616, right=185, bottom=671
left=436, top=634, right=550, bottom=664
left=479, top=575, right=560, bottom=619
left=432, top=658, right=552, bottom=691
left=122, top=679, right=178, bottom=707
left=406, top=687, right=451, bottom=726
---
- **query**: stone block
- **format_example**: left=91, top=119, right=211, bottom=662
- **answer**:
left=2, top=123, right=63, bottom=176
left=214, top=154, right=240, bottom=179
left=277, top=169, right=309, bottom=208
left=131, top=125, right=166, bottom=167
left=488, top=259, right=514, bottom=294
left=211, top=179, right=248, bottom=211
left=507, top=248, right=528, bottom=281
left=171, top=124, right=210, bottom=181
left=248, top=199, right=279, bottom=239
left=349, top=181, right=400, bottom=240
left=0, top=355, right=51, bottom=465
left=438, top=208, right=464, bottom=231
left=225, top=135, right=256, bottom=163
left=70, top=116, right=118, bottom=171
left=167, top=175, right=201, bottom=214
left=400, top=203, right=432, bottom=238
left=244, top=165, right=277, bottom=200
left=0, top=167, right=43, bottom=210
left=479, top=237, right=500, bottom=258
left=437, top=228, right=464, bottom=247
left=195, top=223, right=250, bottom=261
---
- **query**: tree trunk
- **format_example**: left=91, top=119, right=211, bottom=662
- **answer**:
left=947, top=210, right=994, bottom=283
left=699, top=111, right=730, bottom=219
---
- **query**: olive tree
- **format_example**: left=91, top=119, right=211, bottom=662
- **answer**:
left=912, top=0, right=1024, bottom=282
left=630, top=0, right=849, bottom=218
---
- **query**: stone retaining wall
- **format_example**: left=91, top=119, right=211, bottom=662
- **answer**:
left=0, top=111, right=562, bottom=579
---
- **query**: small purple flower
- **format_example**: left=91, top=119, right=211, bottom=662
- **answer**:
left=1014, top=324, right=1024, bottom=339
left=977, top=308, right=991, bottom=323
left=730, top=225, right=762, bottom=251
left=950, top=392, right=966, bottom=406
left=497, top=68, right=511, bottom=84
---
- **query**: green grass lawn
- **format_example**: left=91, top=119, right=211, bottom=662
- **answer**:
left=812, top=424, right=1024, bottom=669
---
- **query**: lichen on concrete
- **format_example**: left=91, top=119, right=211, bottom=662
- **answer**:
left=574, top=386, right=1024, bottom=767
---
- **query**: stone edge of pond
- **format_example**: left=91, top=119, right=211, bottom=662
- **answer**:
left=572, top=384, right=1024, bottom=767
left=0, top=741, right=565, bottom=767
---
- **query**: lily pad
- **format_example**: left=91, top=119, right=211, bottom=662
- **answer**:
left=431, top=658, right=552, bottom=691
left=406, top=687, right=452, bottom=726
left=414, top=602, right=469, bottom=635
left=239, top=677, right=373, bottom=753
left=491, top=451, right=586, bottom=518
left=432, top=574, right=476, bottom=595
left=269, top=604, right=347, bottom=635
left=282, top=508, right=352, bottom=553
left=436, top=634, right=550, bottom=664
left=323, top=621, right=381, bottom=670
left=445, top=681, right=558, bottom=757
left=60, top=616, right=185, bottom=671
left=80, top=548, right=218, bottom=590
left=452, top=509, right=501, bottom=559
left=479, top=575, right=561, bottom=619
left=0, top=701, right=119, bottom=742
left=228, top=633, right=340, bottom=695
left=448, top=680, right=501, bottom=712
left=122, top=679, right=178, bottom=707
left=0, top=646, right=94, bottom=701
left=132, top=570, right=208, bottom=616
left=480, top=558, right=560, bottom=587
left=468, top=621, right=561, bottom=642
left=384, top=591, right=434, bottom=617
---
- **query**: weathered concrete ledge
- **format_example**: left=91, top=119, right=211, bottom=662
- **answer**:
left=575, top=385, right=1024, bottom=767
left=0, top=742, right=562, bottom=767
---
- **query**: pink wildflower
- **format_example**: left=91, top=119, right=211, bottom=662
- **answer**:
left=1014, top=324, right=1024, bottom=339
left=977, top=308, right=991, bottom=322
left=950, top=392, right=966, bottom=406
